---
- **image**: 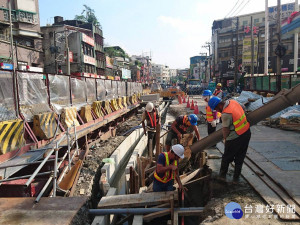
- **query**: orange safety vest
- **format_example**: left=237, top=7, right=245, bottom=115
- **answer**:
left=206, top=106, right=221, bottom=122
left=154, top=152, right=178, bottom=184
left=223, top=100, right=250, bottom=135
left=213, top=89, right=222, bottom=96
left=146, top=110, right=157, bottom=129
left=206, top=106, right=214, bottom=122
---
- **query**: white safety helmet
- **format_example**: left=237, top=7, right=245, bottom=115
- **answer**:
left=146, top=102, right=154, bottom=112
left=171, top=144, right=185, bottom=159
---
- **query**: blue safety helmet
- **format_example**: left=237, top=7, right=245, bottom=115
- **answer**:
left=188, top=114, right=198, bottom=126
left=202, top=90, right=212, bottom=97
left=208, top=96, right=221, bottom=110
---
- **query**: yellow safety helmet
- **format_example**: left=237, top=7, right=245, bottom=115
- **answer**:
left=217, top=83, right=222, bottom=87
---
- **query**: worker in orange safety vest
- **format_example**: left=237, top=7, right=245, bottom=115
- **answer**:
left=142, top=102, right=161, bottom=154
left=153, top=144, right=185, bottom=192
left=202, top=90, right=221, bottom=135
left=208, top=97, right=251, bottom=183
left=213, top=83, right=223, bottom=99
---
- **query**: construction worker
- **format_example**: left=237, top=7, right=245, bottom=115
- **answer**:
left=213, top=83, right=223, bottom=99
left=153, top=144, right=185, bottom=192
left=208, top=97, right=251, bottom=183
left=165, top=114, right=200, bottom=152
left=202, top=90, right=221, bottom=135
left=142, top=102, right=161, bottom=153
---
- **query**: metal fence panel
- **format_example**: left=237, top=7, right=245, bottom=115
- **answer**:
left=104, top=80, right=113, bottom=100
left=71, top=78, right=87, bottom=110
left=262, top=76, right=269, bottom=91
left=49, top=74, right=71, bottom=114
left=281, top=75, right=290, bottom=89
left=17, top=72, right=51, bottom=121
left=96, top=79, right=106, bottom=101
left=291, top=74, right=300, bottom=87
left=270, top=76, right=277, bottom=92
left=0, top=71, right=16, bottom=121
left=86, top=78, right=96, bottom=103
left=112, top=80, right=118, bottom=98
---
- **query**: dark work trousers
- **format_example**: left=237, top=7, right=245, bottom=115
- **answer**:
left=220, top=129, right=251, bottom=179
left=147, top=131, right=156, bottom=156
left=207, top=122, right=216, bottom=135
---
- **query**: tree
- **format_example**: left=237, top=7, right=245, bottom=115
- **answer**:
left=75, top=5, right=101, bottom=28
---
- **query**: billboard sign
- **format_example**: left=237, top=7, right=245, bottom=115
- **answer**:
left=83, top=55, right=96, bottom=65
left=82, top=33, right=95, bottom=47
left=242, top=37, right=258, bottom=66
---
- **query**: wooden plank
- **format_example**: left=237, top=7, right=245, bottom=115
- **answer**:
left=240, top=162, right=300, bottom=220
left=244, top=158, right=300, bottom=218
left=145, top=166, right=156, bottom=174
left=132, top=215, right=143, bottom=225
left=184, top=174, right=210, bottom=186
left=143, top=209, right=171, bottom=222
left=98, top=192, right=178, bottom=209
left=173, top=211, right=179, bottom=225
left=170, top=194, right=174, bottom=224
left=174, top=169, right=201, bottom=188
left=177, top=209, right=204, bottom=216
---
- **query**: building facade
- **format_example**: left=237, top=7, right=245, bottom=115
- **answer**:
left=42, top=16, right=105, bottom=77
left=0, top=0, right=43, bottom=71
left=212, top=3, right=298, bottom=87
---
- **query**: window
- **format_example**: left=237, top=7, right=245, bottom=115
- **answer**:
left=224, top=52, right=228, bottom=57
left=254, top=18, right=259, bottom=24
left=243, top=21, right=248, bottom=26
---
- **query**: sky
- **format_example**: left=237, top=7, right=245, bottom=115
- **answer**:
left=39, top=0, right=296, bottom=69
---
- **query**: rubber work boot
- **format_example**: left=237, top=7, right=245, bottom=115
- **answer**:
left=232, top=164, right=243, bottom=184
left=218, top=161, right=229, bottom=182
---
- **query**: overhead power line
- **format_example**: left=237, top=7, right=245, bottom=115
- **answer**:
left=229, top=0, right=247, bottom=17
left=233, top=0, right=253, bottom=17
left=225, top=0, right=242, bottom=18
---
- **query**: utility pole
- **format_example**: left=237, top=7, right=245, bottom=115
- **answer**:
left=65, top=30, right=70, bottom=75
left=8, top=0, right=19, bottom=117
left=294, top=0, right=299, bottom=73
left=276, top=0, right=281, bottom=91
left=54, top=31, right=57, bottom=74
left=265, top=0, right=269, bottom=75
left=251, top=16, right=254, bottom=76
left=235, top=17, right=239, bottom=88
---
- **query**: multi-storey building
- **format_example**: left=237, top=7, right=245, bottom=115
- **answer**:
left=0, top=0, right=43, bottom=71
left=212, top=3, right=298, bottom=87
left=131, top=55, right=152, bottom=83
left=41, top=16, right=105, bottom=77
left=152, top=63, right=170, bottom=84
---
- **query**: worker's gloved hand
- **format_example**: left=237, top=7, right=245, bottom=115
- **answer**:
left=177, top=133, right=182, bottom=142
left=169, top=165, right=177, bottom=171
left=211, top=120, right=217, bottom=127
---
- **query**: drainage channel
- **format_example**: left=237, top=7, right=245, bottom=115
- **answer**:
left=90, top=101, right=170, bottom=225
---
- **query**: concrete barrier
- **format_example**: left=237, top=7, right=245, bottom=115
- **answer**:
left=101, top=128, right=143, bottom=184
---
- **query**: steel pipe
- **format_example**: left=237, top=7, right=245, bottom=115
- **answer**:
left=25, top=149, right=54, bottom=187
left=35, top=175, right=53, bottom=203
left=53, top=144, right=58, bottom=197
left=89, top=207, right=204, bottom=215
left=191, top=84, right=300, bottom=154
left=0, top=158, right=62, bottom=170
left=0, top=171, right=52, bottom=183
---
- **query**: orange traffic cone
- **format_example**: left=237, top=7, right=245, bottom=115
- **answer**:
left=187, top=99, right=190, bottom=108
left=190, top=100, right=194, bottom=110
left=178, top=95, right=182, bottom=104
left=194, top=102, right=199, bottom=114
left=183, top=96, right=186, bottom=103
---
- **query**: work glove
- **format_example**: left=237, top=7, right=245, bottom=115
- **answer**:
left=211, top=120, right=217, bottom=127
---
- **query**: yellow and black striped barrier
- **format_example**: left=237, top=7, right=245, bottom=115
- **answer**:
left=92, top=101, right=104, bottom=118
left=103, top=101, right=112, bottom=115
left=110, top=99, right=119, bottom=111
left=61, top=107, right=80, bottom=129
left=33, top=112, right=58, bottom=140
left=123, top=97, right=127, bottom=108
left=80, top=105, right=93, bottom=123
left=117, top=98, right=123, bottom=109
left=0, top=119, right=24, bottom=155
